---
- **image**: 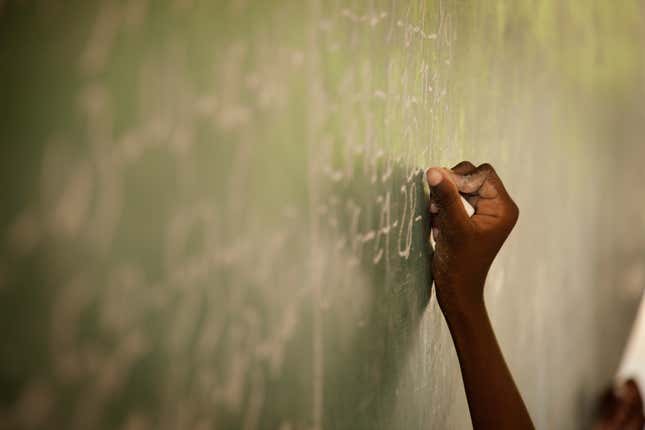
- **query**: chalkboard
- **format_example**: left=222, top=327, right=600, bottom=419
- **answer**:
left=1, top=1, right=645, bottom=429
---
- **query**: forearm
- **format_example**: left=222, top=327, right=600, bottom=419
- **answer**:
left=442, top=289, right=534, bottom=430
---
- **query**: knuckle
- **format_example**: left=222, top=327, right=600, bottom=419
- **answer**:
left=455, top=160, right=476, bottom=169
left=477, top=162, right=496, bottom=173
left=475, top=163, right=500, bottom=183
left=505, top=200, right=520, bottom=224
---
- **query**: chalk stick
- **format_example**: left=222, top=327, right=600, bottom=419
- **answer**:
left=461, top=195, right=475, bottom=217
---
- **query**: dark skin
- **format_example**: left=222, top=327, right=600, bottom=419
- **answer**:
left=426, top=161, right=531, bottom=430
left=594, top=379, right=645, bottom=430
left=427, top=161, right=645, bottom=430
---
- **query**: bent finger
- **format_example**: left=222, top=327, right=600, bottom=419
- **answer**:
left=426, top=167, right=470, bottom=226
left=451, top=160, right=477, bottom=175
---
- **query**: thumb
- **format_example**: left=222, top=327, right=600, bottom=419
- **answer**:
left=426, top=167, right=469, bottom=224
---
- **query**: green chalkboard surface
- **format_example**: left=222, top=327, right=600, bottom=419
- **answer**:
left=1, top=1, right=645, bottom=429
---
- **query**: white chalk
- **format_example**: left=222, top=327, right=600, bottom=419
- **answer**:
left=461, top=195, right=475, bottom=217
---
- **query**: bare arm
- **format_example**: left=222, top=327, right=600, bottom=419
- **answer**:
left=426, top=161, right=534, bottom=430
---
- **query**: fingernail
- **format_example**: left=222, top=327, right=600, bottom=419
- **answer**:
left=426, top=168, right=443, bottom=186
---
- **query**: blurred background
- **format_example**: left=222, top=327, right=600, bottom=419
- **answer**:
left=1, top=1, right=645, bottom=429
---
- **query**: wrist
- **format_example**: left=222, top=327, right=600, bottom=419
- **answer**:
left=442, top=300, right=491, bottom=352
left=441, top=298, right=487, bottom=328
left=435, top=279, right=487, bottom=327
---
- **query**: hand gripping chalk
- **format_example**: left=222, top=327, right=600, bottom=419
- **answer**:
left=426, top=168, right=475, bottom=250
left=425, top=168, right=476, bottom=217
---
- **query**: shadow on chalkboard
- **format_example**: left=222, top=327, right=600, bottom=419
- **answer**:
left=319, top=161, right=433, bottom=429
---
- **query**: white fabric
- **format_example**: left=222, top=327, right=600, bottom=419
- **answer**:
left=618, top=293, right=645, bottom=390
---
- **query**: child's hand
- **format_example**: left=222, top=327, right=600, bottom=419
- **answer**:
left=594, top=379, right=645, bottom=430
left=426, top=161, right=519, bottom=316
